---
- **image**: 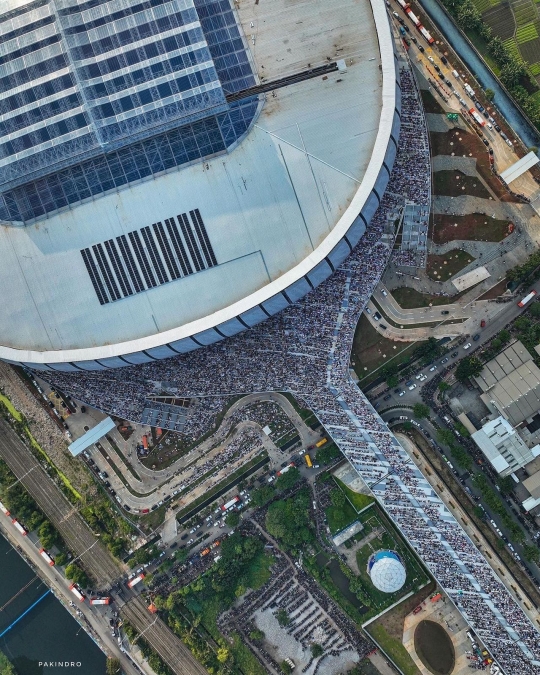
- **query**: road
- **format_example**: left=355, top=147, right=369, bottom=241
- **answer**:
left=0, top=417, right=211, bottom=675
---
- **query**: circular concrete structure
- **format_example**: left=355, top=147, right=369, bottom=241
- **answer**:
left=0, top=0, right=400, bottom=371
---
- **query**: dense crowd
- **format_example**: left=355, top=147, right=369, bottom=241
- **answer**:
left=42, top=68, right=540, bottom=674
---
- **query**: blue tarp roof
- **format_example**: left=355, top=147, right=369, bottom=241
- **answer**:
left=68, top=417, right=115, bottom=456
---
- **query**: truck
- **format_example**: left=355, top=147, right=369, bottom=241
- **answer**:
left=0, top=501, right=10, bottom=516
left=221, top=496, right=240, bottom=511
left=127, top=573, right=145, bottom=589
left=469, top=108, right=485, bottom=127
left=464, top=84, right=475, bottom=98
left=39, top=548, right=55, bottom=566
left=315, top=438, right=327, bottom=448
left=304, top=454, right=313, bottom=468
left=518, top=290, right=537, bottom=307
left=90, top=597, right=111, bottom=605
left=141, top=435, right=148, bottom=450
left=69, top=584, right=85, bottom=602
left=12, top=519, right=27, bottom=536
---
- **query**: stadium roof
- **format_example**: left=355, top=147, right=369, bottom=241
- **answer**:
left=0, top=0, right=399, bottom=369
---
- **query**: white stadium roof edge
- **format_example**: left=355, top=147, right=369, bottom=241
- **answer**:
left=0, top=0, right=400, bottom=371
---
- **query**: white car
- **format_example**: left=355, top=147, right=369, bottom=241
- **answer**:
left=399, top=391, right=405, bottom=397
left=428, top=56, right=435, bottom=63
left=429, top=365, right=437, bottom=372
left=420, top=375, right=427, bottom=382
left=463, top=343, right=472, bottom=350
left=381, top=289, right=388, bottom=297
left=366, top=308, right=372, bottom=314
left=408, top=384, right=417, bottom=391
left=415, top=374, right=422, bottom=380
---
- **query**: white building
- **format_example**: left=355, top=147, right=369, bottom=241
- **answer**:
left=472, top=416, right=540, bottom=477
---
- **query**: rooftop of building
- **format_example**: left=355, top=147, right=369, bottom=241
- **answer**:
left=0, top=0, right=395, bottom=363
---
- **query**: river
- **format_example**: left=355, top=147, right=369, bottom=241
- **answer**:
left=0, top=534, right=106, bottom=675
left=418, top=0, right=540, bottom=150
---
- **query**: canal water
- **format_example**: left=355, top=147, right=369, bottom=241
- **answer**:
left=418, top=0, right=540, bottom=150
left=0, top=534, right=106, bottom=675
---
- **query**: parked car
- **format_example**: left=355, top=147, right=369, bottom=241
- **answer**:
left=480, top=319, right=486, bottom=327
left=441, top=310, right=449, bottom=315
left=451, top=351, right=458, bottom=358
left=408, top=384, right=417, bottom=391
left=463, top=343, right=472, bottom=349
left=429, top=365, right=437, bottom=372
left=440, top=56, right=448, bottom=64
left=473, top=334, right=480, bottom=341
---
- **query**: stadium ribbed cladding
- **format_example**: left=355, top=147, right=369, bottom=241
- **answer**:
left=80, top=208, right=217, bottom=304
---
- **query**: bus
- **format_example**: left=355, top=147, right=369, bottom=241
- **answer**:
left=12, top=519, right=27, bottom=536
left=0, top=502, right=10, bottom=517
left=304, top=454, right=313, bottom=468
left=39, top=548, right=55, bottom=566
left=141, top=435, right=148, bottom=450
left=518, top=290, right=537, bottom=307
left=315, top=438, right=327, bottom=448
left=127, top=573, right=145, bottom=589
left=69, top=584, right=85, bottom=602
left=90, top=597, right=111, bottom=605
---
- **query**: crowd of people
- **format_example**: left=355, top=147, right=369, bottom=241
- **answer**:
left=42, top=67, right=540, bottom=674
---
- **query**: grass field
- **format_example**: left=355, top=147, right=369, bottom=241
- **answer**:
left=351, top=314, right=426, bottom=383
left=516, top=22, right=538, bottom=41
left=431, top=212, right=511, bottom=244
left=367, top=624, right=421, bottom=675
left=335, top=478, right=374, bottom=511
left=391, top=287, right=459, bottom=308
left=427, top=249, right=475, bottom=281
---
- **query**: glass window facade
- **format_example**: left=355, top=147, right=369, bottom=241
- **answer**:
left=0, top=0, right=258, bottom=222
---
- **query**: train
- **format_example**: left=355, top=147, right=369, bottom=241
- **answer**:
left=69, top=583, right=85, bottom=602
left=12, top=519, right=27, bottom=536
left=39, top=548, right=55, bottom=566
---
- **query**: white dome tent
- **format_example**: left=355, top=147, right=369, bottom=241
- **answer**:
left=367, top=550, right=406, bottom=594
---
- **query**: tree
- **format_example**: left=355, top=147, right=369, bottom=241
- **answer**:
left=456, top=356, right=483, bottom=382
left=498, top=329, right=511, bottom=344
left=225, top=511, right=240, bottom=527
left=438, top=381, right=451, bottom=393
left=38, top=520, right=58, bottom=550
left=529, top=302, right=540, bottom=318
left=55, top=551, right=68, bottom=566
left=473, top=506, right=485, bottom=520
left=266, top=490, right=314, bottom=549
left=523, top=544, right=540, bottom=564
left=413, top=403, right=430, bottom=419
left=330, top=488, right=346, bottom=508
left=274, top=466, right=301, bottom=492
left=497, top=475, right=515, bottom=495
left=106, top=657, right=121, bottom=675
left=276, top=608, right=290, bottom=627
left=485, top=88, right=495, bottom=101
left=281, top=660, right=293, bottom=674
left=65, top=563, right=89, bottom=588
left=387, top=375, right=399, bottom=388
left=251, top=485, right=275, bottom=507
left=249, top=629, right=265, bottom=641
left=311, top=643, right=324, bottom=657
left=217, top=647, right=229, bottom=663
left=0, top=650, right=15, bottom=675
left=402, top=421, right=413, bottom=431
left=437, top=428, right=456, bottom=446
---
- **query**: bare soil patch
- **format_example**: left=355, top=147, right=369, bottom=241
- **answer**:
left=478, top=278, right=508, bottom=299
left=431, top=212, right=512, bottom=244
left=433, top=170, right=491, bottom=199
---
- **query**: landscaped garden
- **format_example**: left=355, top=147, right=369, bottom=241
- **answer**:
left=427, top=249, right=476, bottom=281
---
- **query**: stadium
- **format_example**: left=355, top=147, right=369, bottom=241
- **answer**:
left=0, top=0, right=400, bottom=372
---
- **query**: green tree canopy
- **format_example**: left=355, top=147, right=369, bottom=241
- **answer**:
left=274, top=467, right=301, bottom=492
left=225, top=511, right=240, bottom=528
left=251, top=485, right=275, bottom=507
left=413, top=403, right=430, bottom=419
left=266, top=488, right=313, bottom=550
left=276, top=608, right=290, bottom=627
left=106, top=657, right=121, bottom=675
left=456, top=356, right=483, bottom=382
left=311, top=643, right=324, bottom=657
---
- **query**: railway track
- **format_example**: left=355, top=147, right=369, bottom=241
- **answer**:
left=121, top=596, right=208, bottom=675
left=0, top=419, right=118, bottom=585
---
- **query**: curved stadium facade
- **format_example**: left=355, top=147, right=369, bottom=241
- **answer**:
left=0, top=0, right=400, bottom=371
